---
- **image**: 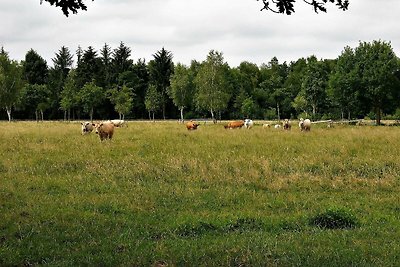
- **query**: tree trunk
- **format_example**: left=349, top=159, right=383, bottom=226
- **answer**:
left=40, top=110, right=44, bottom=121
left=180, top=107, right=184, bottom=123
left=348, top=110, right=351, bottom=121
left=90, top=107, right=93, bottom=122
left=210, top=109, right=216, bottom=124
left=341, top=110, right=344, bottom=120
left=148, top=111, right=151, bottom=121
left=64, top=110, right=67, bottom=121
left=152, top=112, right=155, bottom=122
left=35, top=110, right=39, bottom=122
left=277, top=103, right=280, bottom=121
left=376, top=107, right=381, bottom=125
left=162, top=96, right=166, bottom=120
left=312, top=104, right=316, bottom=116
left=5, top=106, right=12, bottom=122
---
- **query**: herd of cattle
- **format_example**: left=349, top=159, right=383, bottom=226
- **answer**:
left=81, top=119, right=126, bottom=141
left=81, top=118, right=312, bottom=141
left=188, top=118, right=312, bottom=131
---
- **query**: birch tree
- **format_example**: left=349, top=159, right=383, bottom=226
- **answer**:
left=169, top=63, right=193, bottom=122
left=195, top=50, right=231, bottom=123
left=0, top=50, right=23, bottom=121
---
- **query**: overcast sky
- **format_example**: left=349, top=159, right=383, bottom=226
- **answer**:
left=1, top=0, right=399, bottom=67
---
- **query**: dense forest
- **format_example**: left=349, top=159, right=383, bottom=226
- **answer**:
left=0, top=40, right=399, bottom=124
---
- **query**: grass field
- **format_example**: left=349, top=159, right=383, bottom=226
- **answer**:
left=1, top=121, right=400, bottom=266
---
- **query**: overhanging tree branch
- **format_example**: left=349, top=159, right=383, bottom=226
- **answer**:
left=257, top=0, right=349, bottom=15
left=40, top=0, right=93, bottom=16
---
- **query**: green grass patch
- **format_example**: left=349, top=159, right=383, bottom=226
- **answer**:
left=0, top=121, right=400, bottom=265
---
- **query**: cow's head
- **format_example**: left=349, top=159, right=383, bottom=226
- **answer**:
left=81, top=122, right=95, bottom=135
left=94, top=123, right=102, bottom=134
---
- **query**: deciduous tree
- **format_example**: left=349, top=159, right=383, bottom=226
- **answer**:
left=78, top=81, right=105, bottom=121
left=0, top=50, right=23, bottom=121
left=355, top=41, right=400, bottom=125
left=108, top=84, right=134, bottom=120
left=169, top=63, right=193, bottom=122
left=145, top=84, right=161, bottom=121
left=195, top=50, right=231, bottom=123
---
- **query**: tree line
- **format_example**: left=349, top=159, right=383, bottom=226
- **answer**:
left=0, top=40, right=399, bottom=124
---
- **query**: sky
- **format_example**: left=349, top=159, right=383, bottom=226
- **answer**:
left=1, top=0, right=399, bottom=68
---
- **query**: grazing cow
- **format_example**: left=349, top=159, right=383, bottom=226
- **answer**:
left=95, top=122, right=115, bottom=141
left=186, top=120, right=200, bottom=130
left=224, top=120, right=245, bottom=129
left=110, top=119, right=126, bottom=127
left=283, top=119, right=292, bottom=130
left=299, top=118, right=311, bottom=131
left=263, top=123, right=271, bottom=129
left=244, top=119, right=254, bottom=129
left=274, top=124, right=281, bottom=129
left=81, top=121, right=95, bottom=135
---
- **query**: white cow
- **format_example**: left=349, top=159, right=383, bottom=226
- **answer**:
left=244, top=119, right=254, bottom=129
left=110, top=119, right=126, bottom=127
left=299, top=118, right=311, bottom=131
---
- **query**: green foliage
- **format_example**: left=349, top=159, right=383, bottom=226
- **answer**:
left=355, top=40, right=399, bottom=124
left=60, top=69, right=78, bottom=115
left=2, top=40, right=400, bottom=121
left=23, top=49, right=48, bottom=85
left=302, top=56, right=329, bottom=116
left=78, top=81, right=105, bottom=120
left=111, top=42, right=133, bottom=84
left=108, top=84, right=134, bottom=119
left=145, top=84, right=161, bottom=120
left=241, top=97, right=257, bottom=118
left=195, top=50, right=231, bottom=121
left=19, top=84, right=51, bottom=120
left=169, top=63, right=193, bottom=121
left=75, top=46, right=102, bottom=89
left=310, top=208, right=359, bottom=229
left=0, top=51, right=23, bottom=120
left=148, top=48, right=174, bottom=119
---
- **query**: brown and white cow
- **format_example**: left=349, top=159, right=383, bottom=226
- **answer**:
left=95, top=122, right=115, bottom=141
left=283, top=119, right=292, bottom=130
left=186, top=120, right=200, bottom=130
left=81, top=121, right=95, bottom=135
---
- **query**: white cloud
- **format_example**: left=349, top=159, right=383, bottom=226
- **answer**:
left=1, top=0, right=399, bottom=67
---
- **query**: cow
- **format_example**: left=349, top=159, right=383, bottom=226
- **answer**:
left=186, top=120, right=200, bottom=130
left=244, top=119, right=254, bottom=129
left=274, top=124, right=281, bottom=129
left=95, top=122, right=115, bottom=141
left=299, top=118, right=311, bottom=131
left=263, top=123, right=271, bottom=129
left=224, top=120, right=245, bottom=129
left=110, top=119, right=126, bottom=127
left=283, top=119, right=292, bottom=130
left=81, top=121, right=95, bottom=135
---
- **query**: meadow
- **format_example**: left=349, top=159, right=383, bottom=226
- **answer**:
left=0, top=121, right=400, bottom=266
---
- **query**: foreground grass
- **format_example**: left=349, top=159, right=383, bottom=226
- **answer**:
left=0, top=121, right=399, bottom=266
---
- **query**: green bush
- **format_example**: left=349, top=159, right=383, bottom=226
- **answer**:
left=309, top=208, right=359, bottom=229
